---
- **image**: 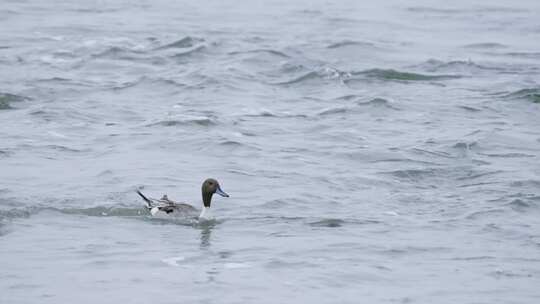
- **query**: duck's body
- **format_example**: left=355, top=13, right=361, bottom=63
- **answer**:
left=136, top=178, right=229, bottom=220
left=136, top=191, right=197, bottom=217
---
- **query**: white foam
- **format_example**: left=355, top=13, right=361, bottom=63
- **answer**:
left=162, top=256, right=185, bottom=267
left=223, top=262, right=251, bottom=269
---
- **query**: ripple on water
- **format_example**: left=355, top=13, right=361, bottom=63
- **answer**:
left=506, top=197, right=539, bottom=212
left=229, top=48, right=290, bottom=58
left=326, top=40, right=377, bottom=49
left=347, top=68, right=461, bottom=83
left=414, top=59, right=502, bottom=73
left=146, top=116, right=217, bottom=127
left=462, top=42, right=508, bottom=49
left=308, top=218, right=346, bottom=228
left=503, top=88, right=540, bottom=103
left=155, top=36, right=204, bottom=50
left=0, top=92, right=30, bottom=110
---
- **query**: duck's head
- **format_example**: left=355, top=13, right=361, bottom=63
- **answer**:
left=202, top=178, right=229, bottom=208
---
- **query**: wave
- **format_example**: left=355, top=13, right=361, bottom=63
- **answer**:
left=275, top=67, right=350, bottom=85
left=155, top=36, right=203, bottom=50
left=506, top=199, right=536, bottom=211
left=352, top=68, right=461, bottom=81
left=229, top=48, right=289, bottom=58
left=317, top=98, right=396, bottom=116
left=308, top=218, right=345, bottom=227
left=0, top=205, right=149, bottom=222
left=317, top=107, right=348, bottom=116
left=0, top=92, right=30, bottom=110
left=91, top=46, right=145, bottom=59
left=462, top=42, right=508, bottom=49
left=356, top=98, right=397, bottom=109
left=146, top=115, right=216, bottom=127
left=171, top=45, right=206, bottom=59
left=503, top=88, right=540, bottom=103
left=407, top=6, right=524, bottom=14
left=327, top=40, right=376, bottom=49
left=414, top=59, right=500, bottom=73
left=502, top=52, right=540, bottom=59
left=275, top=71, right=320, bottom=85
left=111, top=76, right=186, bottom=90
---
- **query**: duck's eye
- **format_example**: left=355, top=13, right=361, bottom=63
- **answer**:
left=208, top=182, right=213, bottom=186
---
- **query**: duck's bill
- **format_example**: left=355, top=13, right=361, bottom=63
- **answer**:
left=216, top=187, right=229, bottom=197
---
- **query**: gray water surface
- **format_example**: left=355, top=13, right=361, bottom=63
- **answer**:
left=1, top=0, right=540, bottom=303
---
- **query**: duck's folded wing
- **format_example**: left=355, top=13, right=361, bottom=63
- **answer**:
left=158, top=203, right=197, bottom=214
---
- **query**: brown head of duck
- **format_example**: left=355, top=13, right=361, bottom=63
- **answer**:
left=201, top=178, right=229, bottom=208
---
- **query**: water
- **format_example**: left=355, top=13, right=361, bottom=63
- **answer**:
left=1, top=0, right=540, bottom=302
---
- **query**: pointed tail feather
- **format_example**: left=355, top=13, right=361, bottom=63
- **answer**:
left=136, top=190, right=153, bottom=209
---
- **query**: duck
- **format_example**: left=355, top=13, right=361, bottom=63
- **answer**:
left=136, top=178, right=229, bottom=220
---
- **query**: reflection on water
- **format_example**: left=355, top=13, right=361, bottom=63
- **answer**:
left=198, top=221, right=215, bottom=249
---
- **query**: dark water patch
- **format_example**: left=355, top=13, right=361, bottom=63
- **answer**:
left=15, top=143, right=89, bottom=154
left=456, top=170, right=503, bottom=181
left=0, top=92, right=30, bottom=110
left=317, top=107, right=348, bottom=116
left=506, top=199, right=535, bottom=212
left=490, top=269, right=533, bottom=278
left=226, top=169, right=256, bottom=177
left=229, top=49, right=289, bottom=58
left=380, top=246, right=451, bottom=257
left=465, top=209, right=506, bottom=220
left=146, top=116, right=216, bottom=127
left=156, top=36, right=203, bottom=50
left=458, top=105, right=481, bottom=112
left=171, top=45, right=206, bottom=59
left=353, top=68, right=460, bottom=81
left=407, top=7, right=465, bottom=14
left=385, top=168, right=440, bottom=182
left=356, top=98, right=398, bottom=109
left=503, top=88, right=540, bottom=103
left=112, top=76, right=186, bottom=91
left=265, top=259, right=318, bottom=269
left=458, top=182, right=500, bottom=188
left=219, top=140, right=243, bottom=147
left=91, top=46, right=145, bottom=60
left=415, top=59, right=501, bottom=73
left=327, top=40, right=376, bottom=49
left=412, top=148, right=454, bottom=159
left=275, top=71, right=320, bottom=85
left=275, top=67, right=350, bottom=86
left=260, top=199, right=291, bottom=209
left=0, top=149, right=12, bottom=157
left=309, top=218, right=345, bottom=228
left=478, top=152, right=535, bottom=158
left=462, top=42, right=508, bottom=49
left=449, top=256, right=496, bottom=261
left=334, top=94, right=360, bottom=101
left=452, top=141, right=478, bottom=150
left=0, top=207, right=39, bottom=221
left=510, top=180, right=540, bottom=188
left=502, top=52, right=540, bottom=59
left=407, top=6, right=524, bottom=14
left=35, top=77, right=96, bottom=88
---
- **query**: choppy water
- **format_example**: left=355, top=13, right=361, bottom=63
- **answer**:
left=1, top=0, right=540, bottom=303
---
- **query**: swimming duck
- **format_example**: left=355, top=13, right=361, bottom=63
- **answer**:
left=136, top=178, right=229, bottom=220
